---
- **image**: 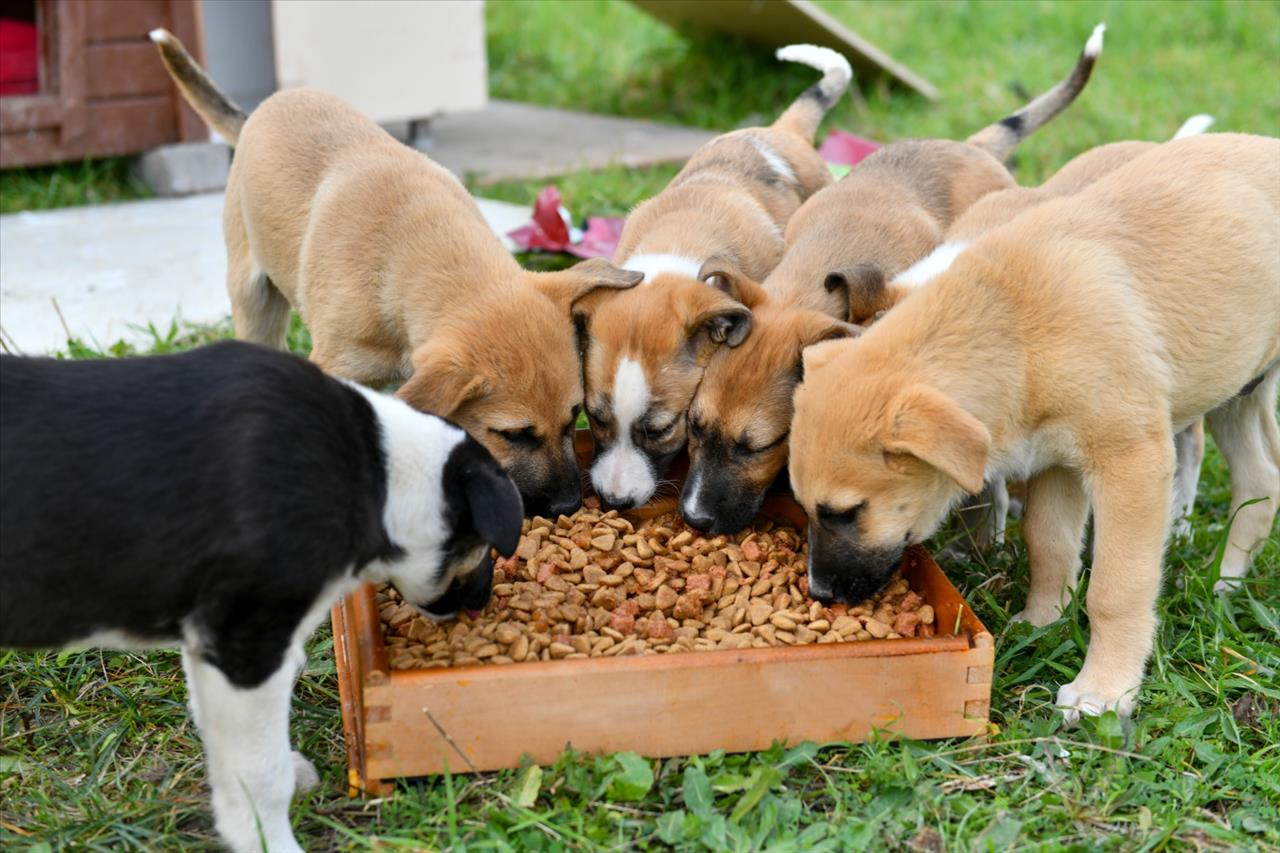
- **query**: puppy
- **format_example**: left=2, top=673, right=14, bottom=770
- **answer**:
left=151, top=30, right=641, bottom=517
left=895, top=114, right=1216, bottom=546
left=679, top=27, right=1103, bottom=534
left=578, top=44, right=853, bottom=509
left=0, top=341, right=523, bottom=853
left=790, top=134, right=1279, bottom=720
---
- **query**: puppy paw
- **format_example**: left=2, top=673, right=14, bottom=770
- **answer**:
left=1010, top=604, right=1061, bottom=628
left=1213, top=576, right=1244, bottom=595
left=292, top=751, right=320, bottom=794
left=1056, top=678, right=1137, bottom=725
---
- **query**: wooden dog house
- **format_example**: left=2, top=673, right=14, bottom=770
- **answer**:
left=0, top=0, right=205, bottom=168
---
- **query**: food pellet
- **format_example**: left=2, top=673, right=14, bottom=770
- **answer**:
left=378, top=508, right=935, bottom=669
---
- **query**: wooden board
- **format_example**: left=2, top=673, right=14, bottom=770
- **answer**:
left=333, top=430, right=990, bottom=792
left=628, top=0, right=937, bottom=100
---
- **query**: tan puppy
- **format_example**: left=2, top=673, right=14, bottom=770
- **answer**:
left=578, top=45, right=853, bottom=509
left=894, top=114, right=1215, bottom=547
left=790, top=134, right=1279, bottom=720
left=679, top=26, right=1103, bottom=534
left=152, top=31, right=641, bottom=517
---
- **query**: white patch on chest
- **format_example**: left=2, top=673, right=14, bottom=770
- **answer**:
left=747, top=135, right=797, bottom=184
left=61, top=629, right=176, bottom=651
left=991, top=427, right=1078, bottom=484
left=894, top=241, right=972, bottom=289
left=623, top=253, right=703, bottom=284
left=590, top=357, right=657, bottom=505
left=346, top=383, right=469, bottom=605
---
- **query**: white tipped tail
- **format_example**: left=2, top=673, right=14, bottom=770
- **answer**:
left=776, top=44, right=852, bottom=103
left=1172, top=114, right=1215, bottom=140
left=1084, top=23, right=1106, bottom=58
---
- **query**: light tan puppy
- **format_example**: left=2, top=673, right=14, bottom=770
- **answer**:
left=679, top=26, right=1104, bottom=534
left=152, top=31, right=641, bottom=517
left=893, top=114, right=1216, bottom=547
left=790, top=134, right=1279, bottom=721
left=577, top=45, right=853, bottom=510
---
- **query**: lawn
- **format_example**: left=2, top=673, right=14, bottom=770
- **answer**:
left=2, top=1, right=1280, bottom=850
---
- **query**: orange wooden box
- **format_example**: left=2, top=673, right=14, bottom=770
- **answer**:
left=331, top=437, right=992, bottom=794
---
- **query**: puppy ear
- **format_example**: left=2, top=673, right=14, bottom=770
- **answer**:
left=826, top=262, right=898, bottom=325
left=398, top=342, right=490, bottom=417
left=697, top=256, right=770, bottom=309
left=462, top=448, right=524, bottom=556
left=798, top=337, right=850, bottom=382
left=533, top=258, right=643, bottom=315
left=794, top=311, right=863, bottom=381
left=882, top=384, right=990, bottom=495
left=683, top=291, right=753, bottom=363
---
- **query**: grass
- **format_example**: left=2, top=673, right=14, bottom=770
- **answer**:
left=0, top=157, right=150, bottom=215
left=3, top=1, right=1280, bottom=849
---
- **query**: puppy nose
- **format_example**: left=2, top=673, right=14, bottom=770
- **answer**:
left=806, top=569, right=836, bottom=604
left=598, top=494, right=638, bottom=512
left=547, top=494, right=582, bottom=517
left=681, top=505, right=715, bottom=532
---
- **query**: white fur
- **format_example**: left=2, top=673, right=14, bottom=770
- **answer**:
left=623, top=253, right=703, bottom=284
left=747, top=135, right=797, bottom=184
left=346, top=384, right=470, bottom=606
left=1173, top=114, right=1215, bottom=140
left=61, top=629, right=174, bottom=650
left=893, top=241, right=972, bottom=289
left=1084, top=23, right=1105, bottom=59
left=590, top=358, right=657, bottom=506
left=148, top=28, right=167, bottom=44
left=775, top=44, right=853, bottom=99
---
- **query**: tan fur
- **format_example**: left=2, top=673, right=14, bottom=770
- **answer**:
left=946, top=140, right=1157, bottom=243
left=790, top=134, right=1280, bottom=719
left=581, top=55, right=849, bottom=507
left=155, top=34, right=642, bottom=514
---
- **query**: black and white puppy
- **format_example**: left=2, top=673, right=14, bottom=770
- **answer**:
left=0, top=341, right=522, bottom=853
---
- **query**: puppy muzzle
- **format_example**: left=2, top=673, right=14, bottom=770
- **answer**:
left=421, top=551, right=495, bottom=620
left=806, top=528, right=903, bottom=605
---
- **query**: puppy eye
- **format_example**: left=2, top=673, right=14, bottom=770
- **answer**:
left=817, top=502, right=864, bottom=528
left=688, top=417, right=706, bottom=441
left=585, top=406, right=610, bottom=428
left=737, top=430, right=789, bottom=456
left=645, top=420, right=677, bottom=442
left=494, top=426, right=539, bottom=446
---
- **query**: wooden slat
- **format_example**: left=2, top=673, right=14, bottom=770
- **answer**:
left=85, top=42, right=171, bottom=99
left=0, top=96, right=175, bottom=166
left=363, top=558, right=990, bottom=778
left=166, top=0, right=206, bottom=142
left=83, top=0, right=167, bottom=42
left=57, top=0, right=87, bottom=145
left=0, top=96, right=65, bottom=133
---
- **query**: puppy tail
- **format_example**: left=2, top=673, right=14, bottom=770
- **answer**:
left=150, top=28, right=246, bottom=145
left=772, top=44, right=853, bottom=141
left=1172, top=114, right=1215, bottom=140
left=966, top=23, right=1105, bottom=162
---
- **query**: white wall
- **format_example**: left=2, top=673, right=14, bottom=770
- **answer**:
left=270, top=0, right=488, bottom=124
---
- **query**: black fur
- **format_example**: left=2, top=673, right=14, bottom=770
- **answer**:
left=805, top=523, right=904, bottom=605
left=1240, top=374, right=1265, bottom=397
left=999, top=113, right=1025, bottom=134
left=0, top=341, right=509, bottom=688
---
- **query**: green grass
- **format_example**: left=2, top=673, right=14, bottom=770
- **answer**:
left=3, top=1, right=1280, bottom=849
left=0, top=157, right=150, bottom=214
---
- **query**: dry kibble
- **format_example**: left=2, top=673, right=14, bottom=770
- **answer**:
left=378, top=510, right=933, bottom=669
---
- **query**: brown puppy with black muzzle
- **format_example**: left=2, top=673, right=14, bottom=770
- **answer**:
left=578, top=45, right=853, bottom=510
left=790, top=133, right=1279, bottom=721
left=680, top=26, right=1103, bottom=534
left=151, top=31, right=641, bottom=517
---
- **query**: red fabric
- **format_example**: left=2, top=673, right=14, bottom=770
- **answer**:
left=0, top=19, right=39, bottom=96
left=819, top=129, right=880, bottom=167
left=507, top=185, right=626, bottom=260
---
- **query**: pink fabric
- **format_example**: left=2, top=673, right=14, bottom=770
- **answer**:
left=819, top=129, right=880, bottom=167
left=507, top=185, right=625, bottom=259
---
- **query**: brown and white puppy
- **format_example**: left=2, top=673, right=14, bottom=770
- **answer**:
left=578, top=45, right=853, bottom=509
left=893, top=113, right=1215, bottom=546
left=790, top=134, right=1279, bottom=721
left=679, top=26, right=1103, bottom=534
left=152, top=30, right=641, bottom=518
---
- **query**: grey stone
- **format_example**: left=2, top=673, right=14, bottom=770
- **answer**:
left=417, top=100, right=716, bottom=184
left=132, top=142, right=233, bottom=197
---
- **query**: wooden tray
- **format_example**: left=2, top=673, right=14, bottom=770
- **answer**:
left=331, top=433, right=992, bottom=794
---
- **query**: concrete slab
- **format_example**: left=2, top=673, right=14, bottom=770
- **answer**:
left=418, top=99, right=716, bottom=184
left=0, top=193, right=533, bottom=355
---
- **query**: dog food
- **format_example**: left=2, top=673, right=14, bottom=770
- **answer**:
left=378, top=505, right=934, bottom=670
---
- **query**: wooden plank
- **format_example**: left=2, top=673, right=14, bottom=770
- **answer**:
left=1, top=96, right=175, bottom=166
left=57, top=0, right=88, bottom=145
left=85, top=42, right=172, bottom=99
left=83, top=0, right=168, bottom=42
left=629, top=0, right=937, bottom=100
left=0, top=96, right=65, bottom=133
left=363, top=556, right=990, bottom=779
left=166, top=0, right=207, bottom=142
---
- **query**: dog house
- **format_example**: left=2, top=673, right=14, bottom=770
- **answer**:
left=0, top=0, right=206, bottom=168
